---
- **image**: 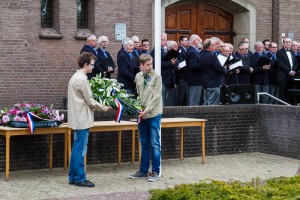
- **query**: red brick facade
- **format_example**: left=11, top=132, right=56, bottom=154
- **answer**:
left=0, top=0, right=299, bottom=109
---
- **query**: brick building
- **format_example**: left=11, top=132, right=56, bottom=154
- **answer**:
left=0, top=0, right=300, bottom=109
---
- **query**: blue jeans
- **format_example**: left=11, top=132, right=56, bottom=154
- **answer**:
left=69, top=129, right=89, bottom=183
left=138, top=114, right=161, bottom=175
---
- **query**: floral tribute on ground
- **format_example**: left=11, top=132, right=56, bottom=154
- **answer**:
left=0, top=103, right=64, bottom=133
left=90, top=75, right=144, bottom=122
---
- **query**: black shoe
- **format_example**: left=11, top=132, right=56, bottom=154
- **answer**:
left=75, top=180, right=95, bottom=187
left=69, top=181, right=75, bottom=185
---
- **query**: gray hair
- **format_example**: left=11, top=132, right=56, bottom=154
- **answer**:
left=87, top=34, right=96, bottom=41
left=123, top=38, right=133, bottom=46
left=211, top=37, right=221, bottom=44
left=254, top=41, right=263, bottom=48
left=238, top=42, right=248, bottom=49
left=98, top=36, right=109, bottom=44
left=189, top=34, right=200, bottom=45
left=166, top=40, right=177, bottom=50
left=131, top=35, right=139, bottom=42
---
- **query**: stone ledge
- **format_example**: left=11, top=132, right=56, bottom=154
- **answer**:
left=75, top=29, right=92, bottom=40
left=39, top=28, right=63, bottom=39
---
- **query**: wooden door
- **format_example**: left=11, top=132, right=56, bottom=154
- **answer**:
left=165, top=2, right=234, bottom=43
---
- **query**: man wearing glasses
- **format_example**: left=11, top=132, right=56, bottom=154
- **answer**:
left=97, top=36, right=115, bottom=79
left=276, top=37, right=298, bottom=101
left=267, top=42, right=279, bottom=103
left=234, top=42, right=253, bottom=84
left=68, top=52, right=112, bottom=187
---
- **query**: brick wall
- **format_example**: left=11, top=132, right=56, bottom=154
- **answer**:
left=1, top=105, right=299, bottom=172
left=0, top=0, right=152, bottom=109
left=1, top=1, right=300, bottom=109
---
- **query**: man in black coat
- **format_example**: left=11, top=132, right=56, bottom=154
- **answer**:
left=234, top=42, right=253, bottom=84
left=186, top=34, right=203, bottom=106
left=200, top=38, right=227, bottom=105
left=276, top=37, right=298, bottom=102
left=250, top=41, right=270, bottom=104
left=176, top=36, right=189, bottom=106
left=151, top=33, right=177, bottom=106
left=80, top=34, right=104, bottom=80
left=117, top=38, right=139, bottom=97
left=266, top=42, right=279, bottom=103
left=97, top=36, right=115, bottom=79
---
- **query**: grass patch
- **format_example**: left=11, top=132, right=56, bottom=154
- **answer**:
left=150, top=175, right=300, bottom=200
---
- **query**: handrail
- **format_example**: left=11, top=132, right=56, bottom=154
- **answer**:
left=256, top=92, right=291, bottom=106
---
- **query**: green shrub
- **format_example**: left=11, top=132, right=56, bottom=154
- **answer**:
left=150, top=176, right=300, bottom=200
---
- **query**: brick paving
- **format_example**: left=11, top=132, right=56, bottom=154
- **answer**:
left=0, top=153, right=299, bottom=200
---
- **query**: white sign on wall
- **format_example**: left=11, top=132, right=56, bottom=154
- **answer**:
left=115, top=23, right=126, bottom=41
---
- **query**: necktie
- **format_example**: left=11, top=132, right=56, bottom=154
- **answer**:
left=286, top=49, right=290, bottom=52
left=129, top=53, right=133, bottom=60
left=258, top=53, right=262, bottom=57
left=272, top=54, right=276, bottom=60
left=94, top=49, right=98, bottom=56
left=134, top=49, right=139, bottom=57
left=103, top=50, right=107, bottom=58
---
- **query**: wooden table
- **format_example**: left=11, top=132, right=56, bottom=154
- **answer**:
left=0, top=124, right=69, bottom=180
left=161, top=118, right=207, bottom=163
left=67, top=121, right=138, bottom=166
left=132, top=118, right=207, bottom=164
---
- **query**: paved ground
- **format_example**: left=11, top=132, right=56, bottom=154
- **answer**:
left=0, top=152, right=299, bottom=200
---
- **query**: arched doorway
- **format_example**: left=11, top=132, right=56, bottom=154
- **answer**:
left=165, top=2, right=234, bottom=43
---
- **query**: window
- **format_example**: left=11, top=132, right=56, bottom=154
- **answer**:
left=41, top=0, right=53, bottom=28
left=77, top=0, right=88, bottom=29
left=75, top=0, right=95, bottom=40
left=40, top=0, right=63, bottom=39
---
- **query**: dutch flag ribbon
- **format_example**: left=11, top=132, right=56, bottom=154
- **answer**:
left=25, top=111, right=35, bottom=134
left=114, top=98, right=124, bottom=123
left=25, top=110, right=55, bottom=133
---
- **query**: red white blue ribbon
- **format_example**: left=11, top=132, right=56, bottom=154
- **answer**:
left=25, top=110, right=54, bottom=133
left=25, top=111, right=35, bottom=133
left=114, top=98, right=124, bottom=123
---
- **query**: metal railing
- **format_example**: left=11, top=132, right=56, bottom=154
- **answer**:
left=256, top=92, right=291, bottom=106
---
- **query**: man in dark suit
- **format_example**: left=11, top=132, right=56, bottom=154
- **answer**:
left=267, top=42, right=279, bottom=103
left=276, top=37, right=298, bottom=101
left=250, top=41, right=270, bottom=104
left=151, top=33, right=177, bottom=106
left=141, top=39, right=151, bottom=55
left=291, top=40, right=299, bottom=56
left=186, top=34, right=203, bottom=106
left=117, top=38, right=139, bottom=97
left=80, top=34, right=104, bottom=80
left=131, top=35, right=141, bottom=68
left=200, top=38, right=227, bottom=105
left=234, top=42, right=253, bottom=84
left=97, top=36, right=115, bottom=79
left=176, top=36, right=189, bottom=106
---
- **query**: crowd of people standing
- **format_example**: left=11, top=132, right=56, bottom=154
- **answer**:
left=80, top=33, right=299, bottom=106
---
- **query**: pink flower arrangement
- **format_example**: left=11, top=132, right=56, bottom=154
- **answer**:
left=0, top=103, right=64, bottom=126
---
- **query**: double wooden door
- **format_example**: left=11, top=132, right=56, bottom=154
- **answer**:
left=165, top=2, right=234, bottom=43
